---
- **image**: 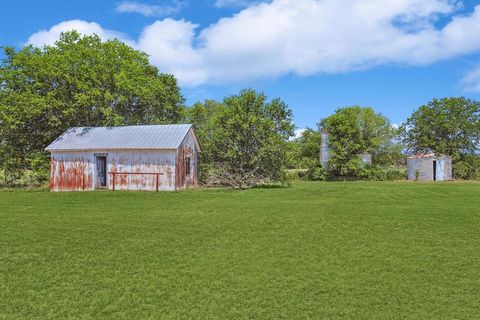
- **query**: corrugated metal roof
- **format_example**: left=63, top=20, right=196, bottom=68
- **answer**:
left=45, top=124, right=193, bottom=151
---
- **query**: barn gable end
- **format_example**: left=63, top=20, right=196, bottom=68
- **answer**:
left=175, top=128, right=200, bottom=190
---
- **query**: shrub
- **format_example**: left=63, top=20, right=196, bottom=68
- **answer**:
left=359, top=166, right=406, bottom=181
left=304, top=165, right=327, bottom=181
left=285, top=169, right=306, bottom=181
left=453, top=155, right=480, bottom=180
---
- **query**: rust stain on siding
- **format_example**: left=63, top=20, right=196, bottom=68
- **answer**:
left=175, top=128, right=198, bottom=190
left=51, top=157, right=92, bottom=191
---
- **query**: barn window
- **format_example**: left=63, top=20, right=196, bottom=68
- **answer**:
left=185, top=156, right=191, bottom=175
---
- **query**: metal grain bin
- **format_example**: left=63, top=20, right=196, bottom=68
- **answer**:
left=319, top=131, right=330, bottom=167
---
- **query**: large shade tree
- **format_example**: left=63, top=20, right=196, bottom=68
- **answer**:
left=401, top=97, right=480, bottom=179
left=0, top=31, right=184, bottom=183
left=320, top=106, right=394, bottom=176
left=184, top=89, right=294, bottom=188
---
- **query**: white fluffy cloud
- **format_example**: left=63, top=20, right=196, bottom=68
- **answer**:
left=116, top=1, right=185, bottom=17
left=27, top=20, right=133, bottom=47
left=461, top=66, right=480, bottom=92
left=214, top=0, right=269, bottom=8
left=137, top=19, right=208, bottom=85
left=26, top=0, right=480, bottom=87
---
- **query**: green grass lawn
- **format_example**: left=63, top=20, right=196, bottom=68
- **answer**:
left=1, top=182, right=480, bottom=319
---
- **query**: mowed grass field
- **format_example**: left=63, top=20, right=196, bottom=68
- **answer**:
left=1, top=182, right=480, bottom=319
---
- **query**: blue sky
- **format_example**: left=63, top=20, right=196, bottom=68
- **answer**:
left=2, top=0, right=480, bottom=129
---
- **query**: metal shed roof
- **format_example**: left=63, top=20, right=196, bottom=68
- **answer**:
left=407, top=153, right=451, bottom=160
left=45, top=124, right=195, bottom=152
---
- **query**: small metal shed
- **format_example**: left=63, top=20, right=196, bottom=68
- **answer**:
left=407, top=154, right=452, bottom=181
left=45, top=124, right=200, bottom=192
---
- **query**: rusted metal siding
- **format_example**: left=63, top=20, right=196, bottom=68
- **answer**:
left=108, top=150, right=176, bottom=191
left=50, top=150, right=177, bottom=191
left=47, top=124, right=201, bottom=192
left=50, top=152, right=95, bottom=191
left=175, top=129, right=198, bottom=190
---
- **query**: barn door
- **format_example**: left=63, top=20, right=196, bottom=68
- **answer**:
left=96, top=156, right=107, bottom=188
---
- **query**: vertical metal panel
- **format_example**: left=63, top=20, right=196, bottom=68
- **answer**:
left=50, top=150, right=177, bottom=192
left=407, top=157, right=435, bottom=181
left=407, top=158, right=417, bottom=181
left=108, top=150, right=177, bottom=191
left=50, top=152, right=95, bottom=191
left=436, top=156, right=453, bottom=181
left=175, top=129, right=198, bottom=190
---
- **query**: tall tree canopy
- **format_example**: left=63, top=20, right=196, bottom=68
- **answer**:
left=0, top=31, right=184, bottom=183
left=285, top=128, right=322, bottom=169
left=401, top=97, right=480, bottom=179
left=184, top=89, right=294, bottom=188
left=320, top=106, right=394, bottom=176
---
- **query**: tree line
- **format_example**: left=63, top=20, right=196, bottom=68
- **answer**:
left=1, top=32, right=480, bottom=187
left=288, top=99, right=480, bottom=182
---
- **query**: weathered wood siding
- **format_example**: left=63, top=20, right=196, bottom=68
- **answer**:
left=175, top=129, right=198, bottom=190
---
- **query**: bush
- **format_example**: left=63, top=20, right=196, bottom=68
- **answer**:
left=304, top=165, right=327, bottom=181
left=359, top=166, right=406, bottom=181
left=285, top=166, right=328, bottom=182
left=453, top=155, right=480, bottom=180
left=0, top=152, right=50, bottom=187
left=26, top=152, right=50, bottom=186
left=205, top=163, right=284, bottom=189
left=285, top=169, right=306, bottom=181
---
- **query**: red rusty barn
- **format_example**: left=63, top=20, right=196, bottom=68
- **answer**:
left=45, top=124, right=200, bottom=191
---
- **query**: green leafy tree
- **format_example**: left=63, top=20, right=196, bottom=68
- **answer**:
left=285, top=128, right=322, bottom=168
left=401, top=97, right=480, bottom=179
left=285, top=140, right=302, bottom=169
left=0, top=31, right=184, bottom=184
left=297, top=128, right=322, bottom=165
left=183, top=99, right=223, bottom=182
left=374, top=126, right=406, bottom=167
left=320, top=106, right=394, bottom=177
left=184, top=89, right=294, bottom=188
